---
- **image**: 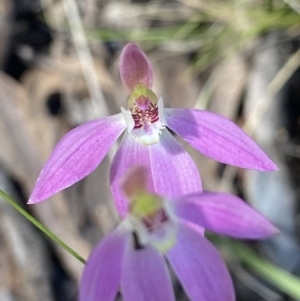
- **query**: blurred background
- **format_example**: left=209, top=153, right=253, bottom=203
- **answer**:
left=0, top=0, right=300, bottom=300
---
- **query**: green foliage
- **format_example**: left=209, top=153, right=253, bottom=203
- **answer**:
left=87, top=0, right=300, bottom=72
left=232, top=241, right=300, bottom=300
left=210, top=234, right=300, bottom=300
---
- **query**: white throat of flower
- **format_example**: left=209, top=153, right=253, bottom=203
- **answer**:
left=121, top=90, right=166, bottom=146
left=120, top=194, right=178, bottom=253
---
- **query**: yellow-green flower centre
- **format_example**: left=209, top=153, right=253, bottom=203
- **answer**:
left=127, top=84, right=159, bottom=130
left=130, top=191, right=162, bottom=218
left=128, top=192, right=177, bottom=252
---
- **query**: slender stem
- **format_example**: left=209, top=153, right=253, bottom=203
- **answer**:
left=232, top=241, right=300, bottom=300
left=0, top=189, right=86, bottom=264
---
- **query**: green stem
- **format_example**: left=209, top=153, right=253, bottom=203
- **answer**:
left=0, top=189, right=86, bottom=264
left=232, top=241, right=300, bottom=300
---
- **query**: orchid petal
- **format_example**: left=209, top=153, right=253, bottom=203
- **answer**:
left=29, top=114, right=126, bottom=204
left=80, top=230, right=130, bottom=301
left=122, top=245, right=175, bottom=301
left=110, top=133, right=154, bottom=216
left=150, top=129, right=202, bottom=196
left=110, top=130, right=202, bottom=216
left=119, top=43, right=153, bottom=91
left=166, top=224, right=234, bottom=301
left=121, top=166, right=148, bottom=199
left=165, top=108, right=277, bottom=171
left=173, top=193, right=279, bottom=239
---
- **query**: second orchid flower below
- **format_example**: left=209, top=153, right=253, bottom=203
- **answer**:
left=80, top=167, right=278, bottom=301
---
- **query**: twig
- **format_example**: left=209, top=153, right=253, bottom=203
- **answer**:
left=283, top=0, right=300, bottom=15
left=61, top=0, right=107, bottom=118
left=243, top=48, right=300, bottom=136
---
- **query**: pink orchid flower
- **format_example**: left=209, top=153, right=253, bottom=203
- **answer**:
left=80, top=167, right=278, bottom=301
left=29, top=43, right=277, bottom=216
